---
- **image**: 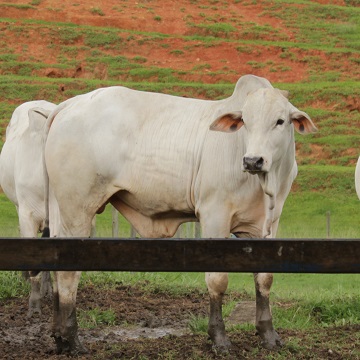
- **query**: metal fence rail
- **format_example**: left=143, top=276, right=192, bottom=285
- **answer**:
left=1, top=238, right=359, bottom=273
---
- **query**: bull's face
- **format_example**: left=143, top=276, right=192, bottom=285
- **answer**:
left=210, top=88, right=317, bottom=175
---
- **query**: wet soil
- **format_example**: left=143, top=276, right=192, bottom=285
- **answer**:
left=1, top=284, right=360, bottom=359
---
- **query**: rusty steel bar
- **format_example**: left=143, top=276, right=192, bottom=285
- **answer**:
left=0, top=238, right=359, bottom=273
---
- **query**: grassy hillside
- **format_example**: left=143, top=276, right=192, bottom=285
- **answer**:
left=0, top=0, right=359, bottom=237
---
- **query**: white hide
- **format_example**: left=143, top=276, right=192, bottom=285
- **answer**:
left=356, top=156, right=360, bottom=200
left=0, top=100, right=57, bottom=236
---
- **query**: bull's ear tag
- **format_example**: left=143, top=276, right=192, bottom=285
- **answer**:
left=210, top=111, right=244, bottom=133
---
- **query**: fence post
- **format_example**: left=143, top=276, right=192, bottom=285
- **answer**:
left=130, top=226, right=137, bottom=238
left=112, top=206, right=119, bottom=238
left=195, top=223, right=201, bottom=238
left=326, top=211, right=331, bottom=238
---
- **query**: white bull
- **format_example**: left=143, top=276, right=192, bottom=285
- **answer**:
left=0, top=100, right=57, bottom=316
left=43, top=74, right=317, bottom=354
left=356, top=157, right=360, bottom=200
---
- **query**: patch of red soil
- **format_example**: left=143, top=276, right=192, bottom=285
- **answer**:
left=2, top=0, right=351, bottom=84
left=1, top=0, right=292, bottom=36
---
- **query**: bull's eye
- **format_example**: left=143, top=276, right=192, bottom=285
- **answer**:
left=276, top=119, right=285, bottom=126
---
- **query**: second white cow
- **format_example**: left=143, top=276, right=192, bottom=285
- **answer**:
left=0, top=100, right=57, bottom=316
left=43, top=74, right=317, bottom=354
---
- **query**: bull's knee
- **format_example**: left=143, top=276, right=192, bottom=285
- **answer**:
left=206, top=272, right=228, bottom=296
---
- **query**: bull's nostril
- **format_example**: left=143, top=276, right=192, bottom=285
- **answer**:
left=255, top=157, right=264, bottom=170
left=243, top=156, right=264, bottom=172
left=243, top=157, right=251, bottom=169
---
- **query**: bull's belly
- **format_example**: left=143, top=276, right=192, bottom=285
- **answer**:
left=110, top=190, right=196, bottom=237
left=113, top=190, right=194, bottom=218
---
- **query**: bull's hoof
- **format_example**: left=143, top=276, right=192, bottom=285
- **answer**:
left=53, top=335, right=88, bottom=355
left=209, top=333, right=232, bottom=352
left=27, top=300, right=41, bottom=318
left=257, top=329, right=283, bottom=350
left=27, top=307, right=41, bottom=318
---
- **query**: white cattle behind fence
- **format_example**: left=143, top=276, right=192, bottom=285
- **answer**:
left=42, top=75, right=317, bottom=354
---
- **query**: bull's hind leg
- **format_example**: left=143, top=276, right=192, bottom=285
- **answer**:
left=40, top=271, right=53, bottom=297
left=253, top=272, right=282, bottom=349
left=205, top=272, right=232, bottom=350
left=27, top=272, right=42, bottom=317
left=50, top=210, right=94, bottom=355
left=52, top=271, right=86, bottom=355
left=27, top=271, right=53, bottom=317
left=18, top=207, right=52, bottom=317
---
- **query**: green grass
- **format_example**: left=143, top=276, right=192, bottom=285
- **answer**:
left=78, top=308, right=116, bottom=328
left=0, top=3, right=36, bottom=10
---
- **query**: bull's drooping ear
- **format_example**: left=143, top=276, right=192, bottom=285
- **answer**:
left=209, top=111, right=244, bottom=133
left=291, top=110, right=318, bottom=134
left=28, top=107, right=52, bottom=132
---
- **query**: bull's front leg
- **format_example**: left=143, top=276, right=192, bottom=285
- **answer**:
left=52, top=271, right=87, bottom=355
left=253, top=272, right=282, bottom=349
left=206, top=272, right=232, bottom=350
left=200, top=212, right=232, bottom=350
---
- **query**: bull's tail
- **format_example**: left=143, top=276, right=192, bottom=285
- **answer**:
left=40, top=109, right=55, bottom=238
left=40, top=101, right=69, bottom=238
left=41, top=225, right=50, bottom=238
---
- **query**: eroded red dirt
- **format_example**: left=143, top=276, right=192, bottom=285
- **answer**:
left=0, top=0, right=356, bottom=84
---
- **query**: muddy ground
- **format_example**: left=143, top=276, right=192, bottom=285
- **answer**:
left=1, top=283, right=360, bottom=359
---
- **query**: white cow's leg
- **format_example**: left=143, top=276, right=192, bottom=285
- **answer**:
left=27, top=271, right=53, bottom=317
left=27, top=272, right=42, bottom=317
left=52, top=271, right=86, bottom=355
left=40, top=270, right=53, bottom=297
left=201, top=214, right=232, bottom=350
left=50, top=211, right=93, bottom=354
left=253, top=272, right=282, bottom=349
left=27, top=271, right=52, bottom=317
left=205, top=272, right=231, bottom=349
left=18, top=207, right=52, bottom=317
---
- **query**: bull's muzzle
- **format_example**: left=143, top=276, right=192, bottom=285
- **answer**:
left=243, top=156, right=264, bottom=173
